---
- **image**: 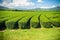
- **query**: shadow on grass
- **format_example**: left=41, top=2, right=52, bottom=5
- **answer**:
left=0, top=21, right=6, bottom=31
left=38, top=14, right=42, bottom=28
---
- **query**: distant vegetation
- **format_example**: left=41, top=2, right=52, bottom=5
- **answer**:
left=0, top=6, right=60, bottom=12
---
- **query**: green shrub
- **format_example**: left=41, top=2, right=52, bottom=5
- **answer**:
left=40, top=14, right=53, bottom=28
left=5, top=16, right=24, bottom=29
left=44, top=14, right=60, bottom=27
left=30, top=15, right=41, bottom=28
left=0, top=16, right=17, bottom=30
left=45, top=13, right=60, bottom=19
left=47, top=18, right=60, bottom=27
left=18, top=16, right=32, bottom=29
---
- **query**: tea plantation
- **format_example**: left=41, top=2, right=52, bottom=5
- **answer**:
left=0, top=11, right=60, bottom=40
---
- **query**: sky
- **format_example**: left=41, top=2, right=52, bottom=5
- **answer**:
left=0, top=0, right=60, bottom=9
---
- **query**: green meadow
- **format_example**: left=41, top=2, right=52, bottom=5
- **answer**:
left=0, top=10, right=60, bottom=40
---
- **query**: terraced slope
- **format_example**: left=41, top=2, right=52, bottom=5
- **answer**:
left=0, top=11, right=60, bottom=30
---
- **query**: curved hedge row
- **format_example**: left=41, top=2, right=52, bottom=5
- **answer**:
left=40, top=14, right=53, bottom=28
left=45, top=15, right=60, bottom=27
left=30, top=14, right=41, bottom=28
left=45, top=12, right=60, bottom=27
left=5, top=16, right=24, bottom=29
left=0, top=15, right=18, bottom=30
left=18, top=15, right=33, bottom=29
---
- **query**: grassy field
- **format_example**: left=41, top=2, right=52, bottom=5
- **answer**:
left=0, top=28, right=60, bottom=40
left=0, top=10, right=60, bottom=40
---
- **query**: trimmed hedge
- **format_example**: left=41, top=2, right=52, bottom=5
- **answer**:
left=45, top=14, right=60, bottom=27
left=40, top=14, right=53, bottom=28
left=18, top=16, right=32, bottom=29
left=5, top=16, right=24, bottom=29
left=45, top=12, right=60, bottom=18
left=0, top=16, right=17, bottom=30
left=30, top=15, right=41, bottom=28
left=41, top=22, right=52, bottom=28
left=47, top=18, right=60, bottom=27
left=45, top=13, right=60, bottom=27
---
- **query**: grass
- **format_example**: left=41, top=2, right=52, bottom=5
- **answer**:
left=0, top=28, right=60, bottom=40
